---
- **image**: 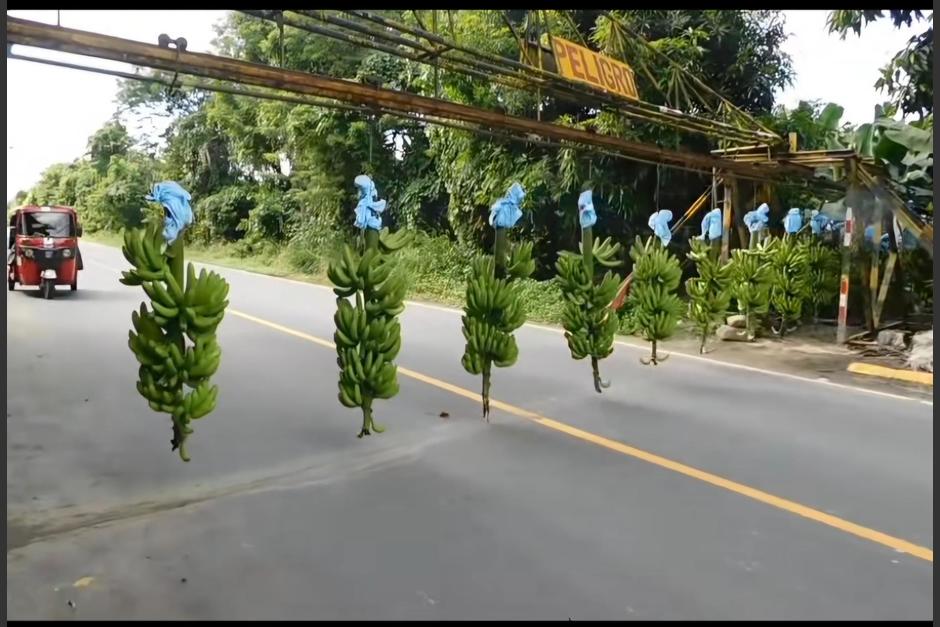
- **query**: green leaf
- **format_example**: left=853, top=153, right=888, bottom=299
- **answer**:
left=817, top=103, right=845, bottom=132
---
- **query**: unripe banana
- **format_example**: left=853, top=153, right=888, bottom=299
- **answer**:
left=330, top=226, right=410, bottom=435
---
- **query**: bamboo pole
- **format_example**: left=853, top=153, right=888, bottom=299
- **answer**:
left=720, top=179, right=734, bottom=263
left=868, top=221, right=882, bottom=331
left=873, top=252, right=897, bottom=329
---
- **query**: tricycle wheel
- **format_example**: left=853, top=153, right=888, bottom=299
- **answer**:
left=41, top=280, right=55, bottom=300
left=70, top=278, right=78, bottom=291
left=8, top=278, right=14, bottom=291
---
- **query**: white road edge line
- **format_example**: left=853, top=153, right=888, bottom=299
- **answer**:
left=85, top=244, right=933, bottom=406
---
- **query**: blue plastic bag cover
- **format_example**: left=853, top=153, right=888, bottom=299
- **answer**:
left=698, top=207, right=722, bottom=241
left=146, top=181, right=193, bottom=244
left=810, top=210, right=832, bottom=235
left=744, top=203, right=770, bottom=233
left=783, top=208, right=802, bottom=234
left=353, top=174, right=387, bottom=231
left=648, top=209, right=673, bottom=247
left=864, top=225, right=890, bottom=253
left=489, top=182, right=525, bottom=229
left=577, top=189, right=597, bottom=229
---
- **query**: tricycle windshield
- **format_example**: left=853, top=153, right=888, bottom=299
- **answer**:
left=19, top=212, right=74, bottom=238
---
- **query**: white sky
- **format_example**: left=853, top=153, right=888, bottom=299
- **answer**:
left=6, top=9, right=925, bottom=201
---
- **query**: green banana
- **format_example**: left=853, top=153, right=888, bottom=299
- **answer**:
left=460, top=227, right=534, bottom=420
left=555, top=224, right=622, bottom=392
left=767, top=235, right=811, bottom=337
left=685, top=239, right=732, bottom=354
left=121, top=226, right=230, bottom=462
left=329, top=226, right=410, bottom=437
left=628, top=236, right=682, bottom=366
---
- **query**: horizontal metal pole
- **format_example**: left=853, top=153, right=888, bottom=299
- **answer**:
left=6, top=17, right=842, bottom=189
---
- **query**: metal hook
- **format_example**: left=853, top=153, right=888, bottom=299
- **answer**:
left=157, top=34, right=187, bottom=100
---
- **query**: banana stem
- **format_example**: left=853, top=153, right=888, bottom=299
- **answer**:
left=494, top=228, right=508, bottom=280
left=365, top=228, right=379, bottom=251
left=582, top=226, right=594, bottom=277
left=168, top=236, right=185, bottom=345
left=651, top=339, right=658, bottom=365
left=358, top=228, right=382, bottom=436
left=482, top=361, right=491, bottom=421
left=590, top=356, right=610, bottom=393
left=167, top=236, right=189, bottom=459
left=359, top=396, right=374, bottom=437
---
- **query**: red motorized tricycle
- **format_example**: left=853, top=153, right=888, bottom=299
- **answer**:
left=8, top=205, right=83, bottom=299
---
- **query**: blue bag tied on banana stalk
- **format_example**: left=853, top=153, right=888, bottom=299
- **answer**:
left=489, top=182, right=525, bottom=229
left=648, top=209, right=673, bottom=246
left=864, top=225, right=891, bottom=253
left=744, top=202, right=770, bottom=233
left=783, top=207, right=803, bottom=234
left=810, top=210, right=832, bottom=235
left=353, top=174, right=387, bottom=231
left=146, top=181, right=193, bottom=244
left=698, top=207, right=723, bottom=242
left=578, top=189, right=597, bottom=229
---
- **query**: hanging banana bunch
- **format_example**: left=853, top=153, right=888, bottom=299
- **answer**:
left=685, top=238, right=732, bottom=354
left=461, top=182, right=535, bottom=420
left=628, top=235, right=683, bottom=365
left=328, top=175, right=413, bottom=438
left=120, top=182, right=229, bottom=462
left=555, top=189, right=622, bottom=392
left=768, top=234, right=811, bottom=337
left=728, top=240, right=773, bottom=340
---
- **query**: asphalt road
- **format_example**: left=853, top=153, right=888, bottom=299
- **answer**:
left=6, top=240, right=933, bottom=620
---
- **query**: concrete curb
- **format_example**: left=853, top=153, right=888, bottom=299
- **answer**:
left=847, top=362, right=933, bottom=386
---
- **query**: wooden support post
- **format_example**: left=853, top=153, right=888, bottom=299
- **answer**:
left=889, top=216, right=910, bottom=320
left=720, top=178, right=733, bottom=263
left=868, top=221, right=881, bottom=331
left=731, top=179, right=754, bottom=248
left=711, top=168, right=718, bottom=212
left=788, top=132, right=798, bottom=153
left=873, top=252, right=897, bottom=329
left=836, top=207, right=855, bottom=344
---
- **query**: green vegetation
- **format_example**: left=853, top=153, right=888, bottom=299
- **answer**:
left=19, top=10, right=932, bottom=346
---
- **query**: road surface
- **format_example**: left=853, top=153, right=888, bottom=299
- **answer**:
left=6, top=240, right=933, bottom=620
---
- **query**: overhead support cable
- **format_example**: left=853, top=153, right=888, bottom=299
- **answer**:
left=314, top=10, right=779, bottom=145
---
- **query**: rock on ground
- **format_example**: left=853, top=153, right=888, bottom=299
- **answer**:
left=907, top=330, right=933, bottom=373
left=726, top=315, right=747, bottom=329
left=717, top=324, right=750, bottom=342
left=877, top=330, right=907, bottom=350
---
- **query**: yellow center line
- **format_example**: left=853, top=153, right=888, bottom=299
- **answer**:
left=228, top=308, right=933, bottom=563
